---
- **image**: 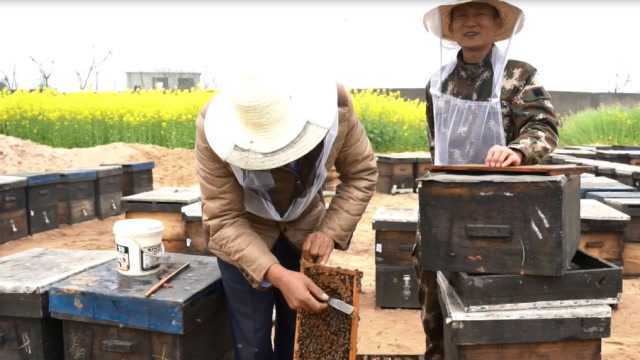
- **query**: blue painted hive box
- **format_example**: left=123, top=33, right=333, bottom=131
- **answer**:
left=49, top=252, right=233, bottom=359
left=0, top=248, right=114, bottom=360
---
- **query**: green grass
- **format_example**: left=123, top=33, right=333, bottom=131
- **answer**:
left=560, top=106, right=640, bottom=146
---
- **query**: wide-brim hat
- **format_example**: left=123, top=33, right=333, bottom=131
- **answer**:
left=423, top=0, right=524, bottom=42
left=204, top=72, right=337, bottom=171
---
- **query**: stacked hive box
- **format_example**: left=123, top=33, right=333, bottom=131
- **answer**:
left=181, top=201, right=210, bottom=255
left=0, top=176, right=28, bottom=243
left=57, top=169, right=98, bottom=225
left=102, top=161, right=155, bottom=196
left=372, top=207, right=420, bottom=309
left=579, top=175, right=635, bottom=198
left=12, top=172, right=63, bottom=234
left=418, top=165, right=620, bottom=359
left=579, top=199, right=630, bottom=266
left=600, top=196, right=640, bottom=275
left=48, top=253, right=234, bottom=359
left=376, top=153, right=432, bottom=194
left=0, top=249, right=114, bottom=359
left=122, top=187, right=200, bottom=252
left=93, top=166, right=124, bottom=219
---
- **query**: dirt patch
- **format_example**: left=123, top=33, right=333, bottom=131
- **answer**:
left=0, top=134, right=196, bottom=188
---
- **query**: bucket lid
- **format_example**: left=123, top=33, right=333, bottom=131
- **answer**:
left=113, top=219, right=164, bottom=237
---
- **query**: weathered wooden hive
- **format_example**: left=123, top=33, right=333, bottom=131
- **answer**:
left=0, top=176, right=28, bottom=243
left=0, top=248, right=114, bottom=360
left=372, top=207, right=420, bottom=309
left=48, top=253, right=234, bottom=360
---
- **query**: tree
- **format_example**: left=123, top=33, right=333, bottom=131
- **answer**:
left=30, top=56, right=54, bottom=89
left=74, top=49, right=112, bottom=91
left=0, top=65, right=18, bottom=91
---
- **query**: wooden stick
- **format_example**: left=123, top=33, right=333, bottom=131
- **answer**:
left=144, top=262, right=190, bottom=298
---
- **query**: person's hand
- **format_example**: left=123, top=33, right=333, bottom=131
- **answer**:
left=302, top=232, right=334, bottom=264
left=265, top=264, right=329, bottom=313
left=485, top=145, right=523, bottom=167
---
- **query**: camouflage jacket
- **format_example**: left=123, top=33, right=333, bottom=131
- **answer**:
left=426, top=49, right=559, bottom=165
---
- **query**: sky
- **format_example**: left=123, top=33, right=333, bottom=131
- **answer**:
left=2, top=1, right=640, bottom=93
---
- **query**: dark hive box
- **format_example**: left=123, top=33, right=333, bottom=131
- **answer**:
left=102, top=161, right=155, bottom=196
left=12, top=172, right=62, bottom=234
left=58, top=169, right=97, bottom=225
left=0, top=176, right=28, bottom=244
left=376, top=154, right=417, bottom=194
left=93, top=166, right=124, bottom=219
left=0, top=248, right=114, bottom=360
left=446, top=250, right=622, bottom=312
left=438, top=272, right=610, bottom=360
left=375, top=264, right=420, bottom=309
left=372, top=207, right=418, bottom=266
left=419, top=172, right=580, bottom=276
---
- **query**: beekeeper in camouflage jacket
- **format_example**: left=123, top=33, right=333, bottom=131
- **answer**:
left=418, top=1, right=559, bottom=358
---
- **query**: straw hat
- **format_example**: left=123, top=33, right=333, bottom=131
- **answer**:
left=204, top=72, right=337, bottom=170
left=423, top=0, right=524, bottom=42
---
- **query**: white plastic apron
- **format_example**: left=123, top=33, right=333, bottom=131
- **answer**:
left=430, top=22, right=520, bottom=165
left=230, top=116, right=338, bottom=222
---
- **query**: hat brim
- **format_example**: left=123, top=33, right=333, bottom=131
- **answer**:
left=204, top=80, right=337, bottom=171
left=423, top=0, right=524, bottom=42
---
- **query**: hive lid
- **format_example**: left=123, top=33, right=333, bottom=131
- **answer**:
left=10, top=172, right=62, bottom=186
left=0, top=175, right=27, bottom=191
left=604, top=198, right=640, bottom=216
left=372, top=207, right=418, bottom=231
left=93, top=165, right=124, bottom=178
left=123, top=187, right=201, bottom=205
left=102, top=161, right=155, bottom=172
left=585, top=191, right=640, bottom=201
left=181, top=201, right=203, bottom=221
left=60, top=169, right=98, bottom=182
left=425, top=164, right=590, bottom=176
left=580, top=199, right=630, bottom=222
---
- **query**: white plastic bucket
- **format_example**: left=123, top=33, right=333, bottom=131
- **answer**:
left=113, top=219, right=165, bottom=276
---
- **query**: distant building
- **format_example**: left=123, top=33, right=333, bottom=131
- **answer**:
left=126, top=71, right=201, bottom=90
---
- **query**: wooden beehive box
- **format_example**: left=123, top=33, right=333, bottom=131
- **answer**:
left=0, top=248, right=114, bottom=360
left=294, top=264, right=362, bottom=360
left=102, top=161, right=155, bottom=196
left=48, top=253, right=233, bottom=360
left=446, top=250, right=622, bottom=313
left=419, top=168, right=581, bottom=276
left=12, top=172, right=62, bottom=234
left=372, top=207, right=418, bottom=266
left=602, top=162, right=640, bottom=189
left=552, top=148, right=598, bottom=159
left=123, top=187, right=201, bottom=253
left=595, top=149, right=640, bottom=165
left=58, top=169, right=97, bottom=225
left=414, top=152, right=433, bottom=181
left=375, top=263, right=420, bottom=309
left=376, top=154, right=416, bottom=194
left=579, top=199, right=630, bottom=264
left=0, top=176, right=28, bottom=244
left=93, top=166, right=124, bottom=219
left=372, top=207, right=420, bottom=309
left=438, top=272, right=611, bottom=360
left=603, top=198, right=640, bottom=275
left=181, top=201, right=210, bottom=254
left=580, top=175, right=635, bottom=198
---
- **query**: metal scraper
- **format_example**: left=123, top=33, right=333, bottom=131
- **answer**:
left=327, top=297, right=354, bottom=315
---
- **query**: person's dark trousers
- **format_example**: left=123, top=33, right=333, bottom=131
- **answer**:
left=418, top=270, right=444, bottom=359
left=218, top=236, right=300, bottom=360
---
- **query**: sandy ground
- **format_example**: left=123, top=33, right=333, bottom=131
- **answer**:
left=1, top=136, right=639, bottom=358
